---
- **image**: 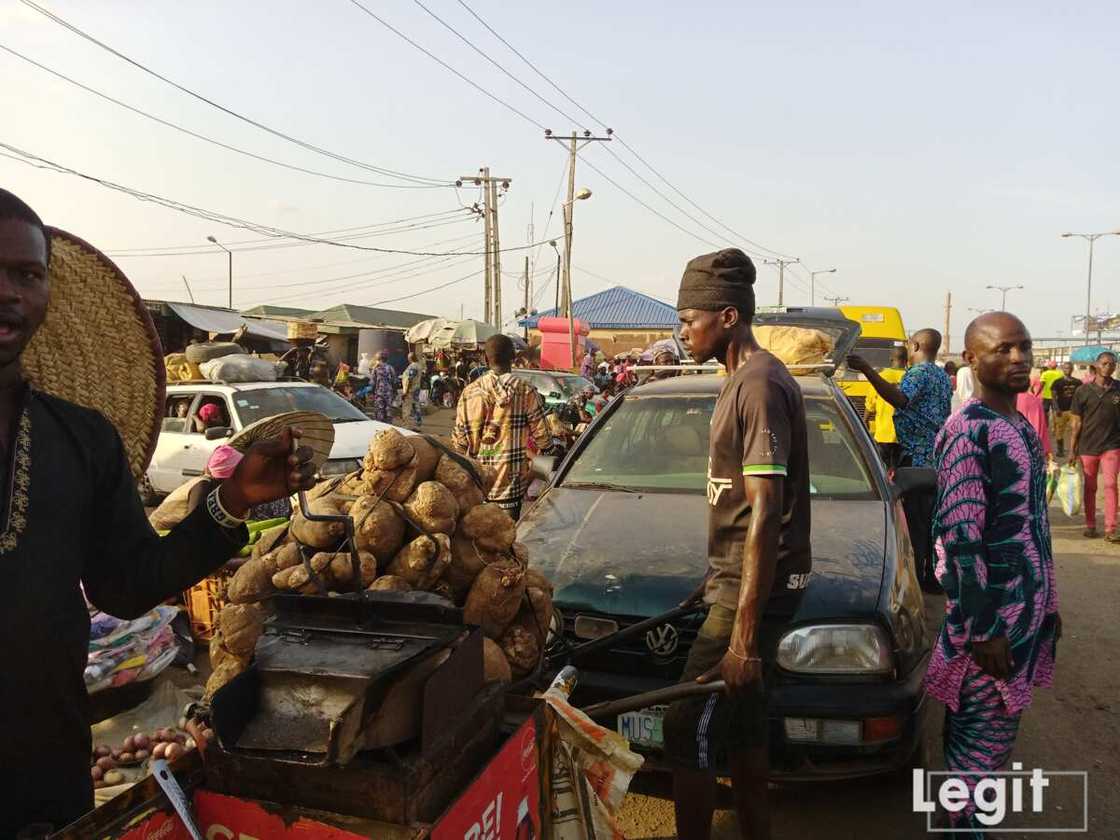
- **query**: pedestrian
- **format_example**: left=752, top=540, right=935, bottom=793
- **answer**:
left=953, top=361, right=976, bottom=411
left=1068, top=351, right=1120, bottom=541
left=1050, top=362, right=1080, bottom=458
left=451, top=334, right=550, bottom=521
left=0, top=189, right=316, bottom=833
left=848, top=329, right=952, bottom=468
left=664, top=249, right=811, bottom=840
left=367, top=350, right=399, bottom=424
left=849, top=329, right=951, bottom=589
left=943, top=360, right=958, bottom=390
left=925, top=312, right=1060, bottom=838
left=1039, top=359, right=1063, bottom=418
left=402, top=352, right=424, bottom=428
left=1029, top=368, right=1042, bottom=397
left=864, top=346, right=908, bottom=470
left=1015, top=389, right=1052, bottom=459
left=580, top=348, right=596, bottom=379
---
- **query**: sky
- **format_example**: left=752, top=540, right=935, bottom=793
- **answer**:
left=2, top=0, right=1118, bottom=349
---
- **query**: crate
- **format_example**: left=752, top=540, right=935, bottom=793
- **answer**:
left=182, top=562, right=238, bottom=642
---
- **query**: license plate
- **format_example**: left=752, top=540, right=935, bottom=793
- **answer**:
left=617, top=705, right=665, bottom=749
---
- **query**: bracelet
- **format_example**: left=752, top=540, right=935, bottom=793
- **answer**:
left=206, top=486, right=247, bottom=529
left=726, top=647, right=762, bottom=663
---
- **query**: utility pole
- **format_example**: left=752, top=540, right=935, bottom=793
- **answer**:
left=522, top=256, right=530, bottom=341
left=763, top=257, right=801, bottom=306
left=457, top=168, right=512, bottom=326
left=545, top=128, right=612, bottom=369
left=181, top=275, right=195, bottom=304
left=823, top=295, right=850, bottom=307
left=943, top=291, right=952, bottom=357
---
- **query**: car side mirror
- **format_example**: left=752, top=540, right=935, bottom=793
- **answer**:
left=891, top=466, right=936, bottom=498
left=205, top=426, right=233, bottom=441
left=531, top=454, right=560, bottom=482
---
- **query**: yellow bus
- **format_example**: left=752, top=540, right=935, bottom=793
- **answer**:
left=837, top=305, right=908, bottom=423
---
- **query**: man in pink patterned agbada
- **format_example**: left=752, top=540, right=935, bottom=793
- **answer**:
left=925, top=312, right=1061, bottom=837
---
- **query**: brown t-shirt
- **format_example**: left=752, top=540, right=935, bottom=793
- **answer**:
left=705, top=350, right=812, bottom=615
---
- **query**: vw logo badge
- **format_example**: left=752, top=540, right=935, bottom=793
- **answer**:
left=645, top=623, right=680, bottom=657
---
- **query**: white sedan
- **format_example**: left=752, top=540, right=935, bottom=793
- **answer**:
left=147, top=380, right=402, bottom=500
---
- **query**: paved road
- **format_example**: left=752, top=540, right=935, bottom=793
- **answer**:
left=615, top=506, right=1120, bottom=839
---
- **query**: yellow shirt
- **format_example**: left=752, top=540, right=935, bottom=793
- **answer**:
left=867, top=367, right=906, bottom=444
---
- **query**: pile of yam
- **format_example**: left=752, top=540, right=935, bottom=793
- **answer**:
left=211, top=428, right=553, bottom=694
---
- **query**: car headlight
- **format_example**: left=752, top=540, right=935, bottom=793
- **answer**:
left=776, top=624, right=893, bottom=675
left=319, top=458, right=361, bottom=477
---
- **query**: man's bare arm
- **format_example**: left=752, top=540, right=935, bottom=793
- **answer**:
left=731, top=477, right=785, bottom=657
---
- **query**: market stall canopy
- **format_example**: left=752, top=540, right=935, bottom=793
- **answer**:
left=1070, top=344, right=1117, bottom=363
left=404, top=317, right=450, bottom=344
left=428, top=319, right=499, bottom=349
left=168, top=303, right=289, bottom=343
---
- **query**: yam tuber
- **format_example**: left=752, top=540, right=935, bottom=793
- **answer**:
left=409, top=436, right=443, bottom=483
left=329, top=551, right=377, bottom=587
left=290, top=496, right=347, bottom=549
left=463, top=561, right=526, bottom=639
left=366, top=428, right=415, bottom=471
left=367, top=575, right=411, bottom=592
left=205, top=656, right=247, bottom=700
left=460, top=504, right=516, bottom=553
left=387, top=534, right=451, bottom=590
left=251, top=522, right=289, bottom=561
left=498, top=612, right=542, bottom=677
left=404, top=482, right=459, bottom=535
left=482, top=638, right=513, bottom=684
left=351, top=496, right=406, bottom=561
left=217, top=604, right=264, bottom=658
left=227, top=556, right=274, bottom=604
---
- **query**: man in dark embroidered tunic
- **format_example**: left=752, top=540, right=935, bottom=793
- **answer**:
left=0, top=190, right=316, bottom=835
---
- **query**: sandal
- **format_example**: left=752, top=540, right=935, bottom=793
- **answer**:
left=1106, top=531, right=1120, bottom=544
left=1084, top=528, right=1100, bottom=538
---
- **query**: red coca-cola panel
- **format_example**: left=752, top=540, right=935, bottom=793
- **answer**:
left=431, top=717, right=540, bottom=840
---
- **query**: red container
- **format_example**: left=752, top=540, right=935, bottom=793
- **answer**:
left=536, top=317, right=588, bottom=372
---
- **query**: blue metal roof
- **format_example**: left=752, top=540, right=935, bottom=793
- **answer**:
left=522, top=285, right=677, bottom=330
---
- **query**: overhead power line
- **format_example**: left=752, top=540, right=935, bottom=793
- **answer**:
left=0, top=141, right=554, bottom=258
left=367, top=268, right=484, bottom=307
left=0, top=44, right=451, bottom=191
left=451, top=0, right=797, bottom=260
left=18, top=0, right=449, bottom=186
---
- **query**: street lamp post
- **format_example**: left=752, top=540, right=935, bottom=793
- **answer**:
left=562, top=188, right=592, bottom=370
left=1062, top=231, right=1120, bottom=341
left=985, top=284, right=1023, bottom=311
left=207, top=236, right=233, bottom=309
left=808, top=268, right=837, bottom=306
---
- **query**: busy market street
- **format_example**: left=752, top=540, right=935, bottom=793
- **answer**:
left=3, top=1, right=1120, bottom=838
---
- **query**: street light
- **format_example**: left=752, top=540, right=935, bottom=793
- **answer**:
left=985, top=284, right=1023, bottom=310
left=207, top=235, right=233, bottom=309
left=561, top=190, right=592, bottom=370
left=808, top=268, right=836, bottom=306
left=1062, top=230, right=1120, bottom=341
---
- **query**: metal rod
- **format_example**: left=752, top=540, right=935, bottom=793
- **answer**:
left=581, top=680, right=727, bottom=720
left=557, top=603, right=703, bottom=664
left=296, top=444, right=362, bottom=592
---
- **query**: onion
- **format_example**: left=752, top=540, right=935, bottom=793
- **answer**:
left=135, top=749, right=150, bottom=761
left=96, top=756, right=116, bottom=771
left=152, top=743, right=167, bottom=759
left=94, top=745, right=112, bottom=758
left=91, top=766, right=103, bottom=781
left=133, top=734, right=151, bottom=751
left=164, top=743, right=183, bottom=761
left=103, top=770, right=124, bottom=785
left=122, top=735, right=136, bottom=752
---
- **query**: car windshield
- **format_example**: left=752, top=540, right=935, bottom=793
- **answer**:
left=561, top=393, right=877, bottom=498
left=554, top=374, right=595, bottom=397
left=232, top=386, right=369, bottom=426
left=849, top=337, right=905, bottom=371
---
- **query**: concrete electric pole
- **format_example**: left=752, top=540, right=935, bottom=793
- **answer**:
left=545, top=129, right=612, bottom=369
left=763, top=257, right=801, bottom=306
left=457, top=168, right=512, bottom=326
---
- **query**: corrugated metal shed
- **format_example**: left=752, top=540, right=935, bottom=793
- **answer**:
left=307, top=304, right=436, bottom=330
left=240, top=305, right=315, bottom=320
left=522, top=286, right=676, bottom=329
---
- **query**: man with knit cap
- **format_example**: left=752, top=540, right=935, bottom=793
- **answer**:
left=663, top=249, right=811, bottom=840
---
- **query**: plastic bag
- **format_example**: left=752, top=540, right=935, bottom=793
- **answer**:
left=1056, top=465, right=1083, bottom=517
left=542, top=668, right=644, bottom=840
left=199, top=353, right=283, bottom=383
